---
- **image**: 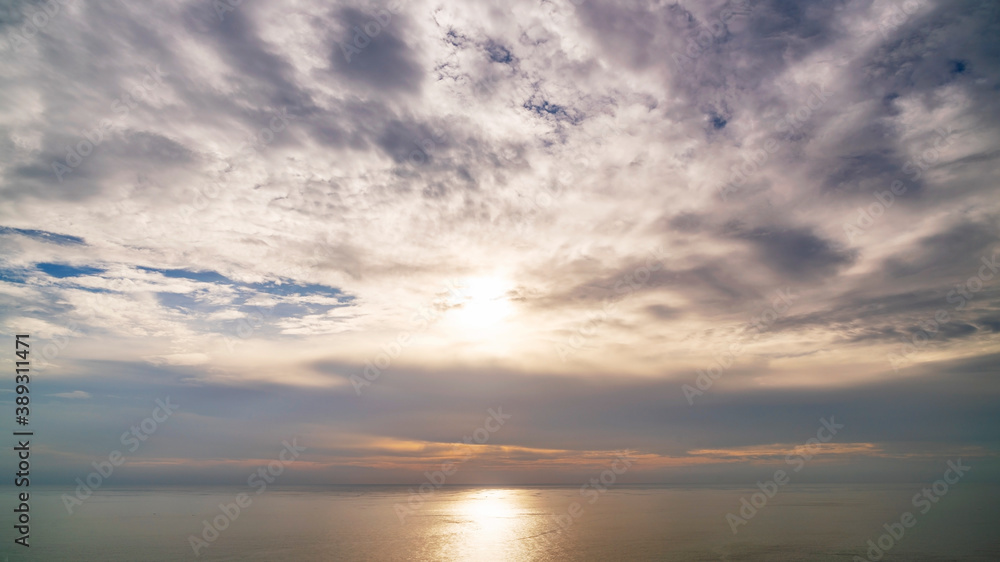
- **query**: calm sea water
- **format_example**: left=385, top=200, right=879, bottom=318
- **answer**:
left=3, top=485, right=998, bottom=561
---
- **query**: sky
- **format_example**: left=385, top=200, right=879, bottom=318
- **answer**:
left=0, top=0, right=998, bottom=486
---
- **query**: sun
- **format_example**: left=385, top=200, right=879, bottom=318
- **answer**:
left=448, top=276, right=514, bottom=331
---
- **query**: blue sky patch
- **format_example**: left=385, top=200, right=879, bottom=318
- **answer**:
left=36, top=262, right=106, bottom=278
left=0, top=226, right=86, bottom=246
left=0, top=267, right=29, bottom=284
left=139, top=267, right=233, bottom=284
left=140, top=266, right=352, bottom=303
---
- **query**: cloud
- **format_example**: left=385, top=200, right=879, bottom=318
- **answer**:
left=726, top=225, right=857, bottom=280
left=328, top=6, right=424, bottom=95
left=48, top=390, right=92, bottom=399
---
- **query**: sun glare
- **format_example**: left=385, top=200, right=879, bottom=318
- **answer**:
left=448, top=276, right=514, bottom=331
left=439, top=489, right=535, bottom=561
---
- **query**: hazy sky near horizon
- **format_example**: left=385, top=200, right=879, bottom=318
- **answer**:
left=1, top=0, right=998, bottom=485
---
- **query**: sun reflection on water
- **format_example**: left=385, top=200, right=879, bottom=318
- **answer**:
left=435, top=489, right=543, bottom=562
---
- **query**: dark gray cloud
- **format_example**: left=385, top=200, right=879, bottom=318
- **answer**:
left=11, top=350, right=999, bottom=484
left=328, top=7, right=423, bottom=95
left=191, top=4, right=317, bottom=112
left=883, top=219, right=1000, bottom=280
left=726, top=224, right=857, bottom=280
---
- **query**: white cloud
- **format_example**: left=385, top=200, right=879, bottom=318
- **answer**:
left=47, top=390, right=92, bottom=399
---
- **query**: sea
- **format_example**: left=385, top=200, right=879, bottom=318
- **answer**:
left=3, top=484, right=998, bottom=560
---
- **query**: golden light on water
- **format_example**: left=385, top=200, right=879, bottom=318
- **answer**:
left=460, top=489, right=517, bottom=521
left=435, top=489, right=540, bottom=561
